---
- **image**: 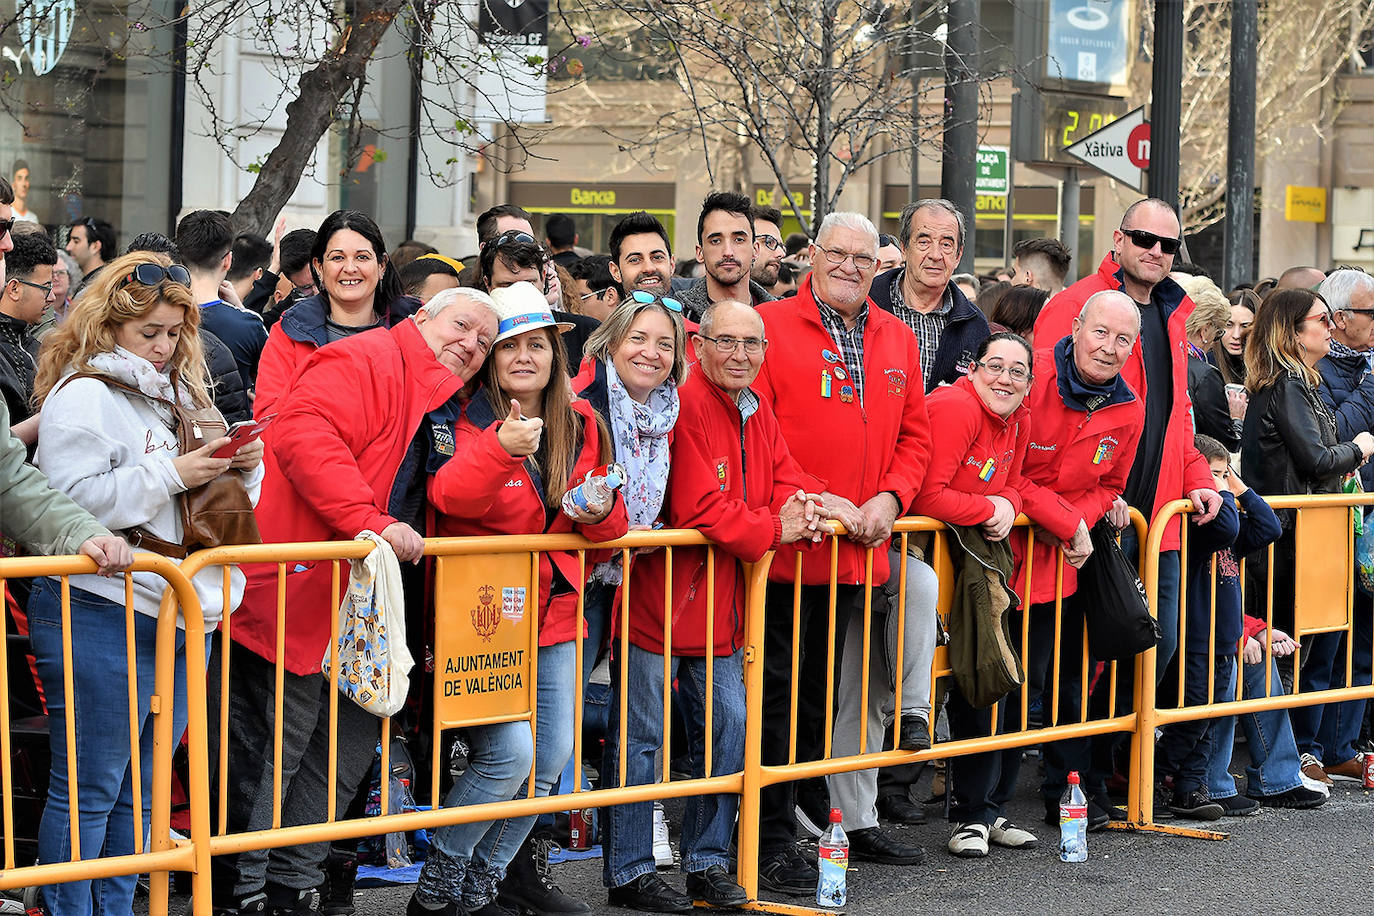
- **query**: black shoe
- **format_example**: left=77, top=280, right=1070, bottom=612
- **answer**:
left=319, top=848, right=359, bottom=916
left=1167, top=789, right=1224, bottom=821
left=756, top=846, right=818, bottom=898
left=607, top=874, right=694, bottom=914
left=469, top=901, right=519, bottom=916
left=266, top=885, right=319, bottom=916
left=407, top=896, right=458, bottom=916
left=216, top=891, right=269, bottom=916
left=877, top=793, right=926, bottom=825
left=794, top=779, right=830, bottom=839
left=498, top=835, right=591, bottom=914
left=1247, top=785, right=1328, bottom=810
left=847, top=826, right=924, bottom=865
left=1216, top=794, right=1260, bottom=817
left=684, top=865, right=749, bottom=909
left=1043, top=798, right=1111, bottom=832
left=897, top=713, right=931, bottom=752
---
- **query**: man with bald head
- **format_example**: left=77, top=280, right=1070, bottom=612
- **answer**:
left=1013, top=289, right=1147, bottom=828
left=1276, top=265, right=1326, bottom=291
left=1034, top=198, right=1221, bottom=816
left=604, top=299, right=827, bottom=912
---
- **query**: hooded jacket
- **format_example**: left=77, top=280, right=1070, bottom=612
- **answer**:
left=233, top=319, right=464, bottom=675
left=753, top=274, right=930, bottom=586
left=625, top=371, right=823, bottom=656
left=1011, top=337, right=1145, bottom=606
left=427, top=395, right=628, bottom=647
left=1034, top=254, right=1214, bottom=551
left=1316, top=344, right=1374, bottom=491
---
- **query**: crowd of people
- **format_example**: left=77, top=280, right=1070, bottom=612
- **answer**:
left=1, top=179, right=1372, bottom=916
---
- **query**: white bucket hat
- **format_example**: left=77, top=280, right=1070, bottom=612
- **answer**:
left=489, top=281, right=574, bottom=344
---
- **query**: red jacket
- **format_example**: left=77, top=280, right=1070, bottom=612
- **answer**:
left=754, top=275, right=930, bottom=585
left=233, top=320, right=464, bottom=675
left=912, top=376, right=1028, bottom=525
left=1011, top=339, right=1146, bottom=605
left=626, top=372, right=824, bottom=656
left=428, top=396, right=628, bottom=647
left=1034, top=254, right=1214, bottom=550
left=254, top=322, right=314, bottom=421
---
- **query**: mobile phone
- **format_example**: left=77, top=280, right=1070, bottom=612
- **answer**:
left=212, top=414, right=276, bottom=458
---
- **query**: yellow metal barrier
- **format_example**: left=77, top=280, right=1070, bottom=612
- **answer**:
left=0, top=553, right=209, bottom=915
left=1136, top=491, right=1374, bottom=829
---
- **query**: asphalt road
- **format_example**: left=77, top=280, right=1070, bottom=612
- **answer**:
left=144, top=747, right=1374, bottom=915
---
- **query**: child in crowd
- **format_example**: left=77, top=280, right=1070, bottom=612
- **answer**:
left=1155, top=435, right=1283, bottom=819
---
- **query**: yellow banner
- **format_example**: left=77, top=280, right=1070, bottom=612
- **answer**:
left=432, top=553, right=538, bottom=726
left=1284, top=185, right=1327, bottom=223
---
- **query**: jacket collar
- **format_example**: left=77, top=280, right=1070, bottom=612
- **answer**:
left=949, top=373, right=1029, bottom=430
left=392, top=317, right=466, bottom=411
left=280, top=292, right=420, bottom=346
left=872, top=269, right=981, bottom=325
left=1052, top=334, right=1136, bottom=412
left=1096, top=253, right=1188, bottom=321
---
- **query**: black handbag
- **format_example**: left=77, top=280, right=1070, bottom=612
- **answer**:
left=1078, top=519, right=1159, bottom=661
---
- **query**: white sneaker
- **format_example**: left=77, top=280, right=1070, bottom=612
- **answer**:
left=947, top=822, right=989, bottom=858
left=988, top=816, right=1039, bottom=849
left=652, top=801, right=675, bottom=868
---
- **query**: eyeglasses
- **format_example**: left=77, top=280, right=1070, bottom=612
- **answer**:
left=975, top=359, right=1031, bottom=383
left=697, top=333, right=765, bottom=355
left=757, top=235, right=783, bottom=251
left=629, top=288, right=683, bottom=313
left=11, top=277, right=53, bottom=297
left=483, top=230, right=537, bottom=252
left=1302, top=312, right=1332, bottom=328
left=579, top=288, right=611, bottom=302
left=814, top=245, right=876, bottom=271
left=1342, top=309, right=1374, bottom=316
left=1120, top=228, right=1181, bottom=256
left=878, top=233, right=899, bottom=248
left=119, top=263, right=192, bottom=289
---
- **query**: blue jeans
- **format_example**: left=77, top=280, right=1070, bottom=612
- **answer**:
left=1208, top=657, right=1303, bottom=798
left=1156, top=652, right=1235, bottom=794
left=468, top=641, right=576, bottom=885
left=1291, top=590, right=1373, bottom=765
left=602, top=645, right=746, bottom=887
left=28, top=577, right=204, bottom=916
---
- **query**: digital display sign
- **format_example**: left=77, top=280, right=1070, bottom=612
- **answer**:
left=1011, top=91, right=1129, bottom=166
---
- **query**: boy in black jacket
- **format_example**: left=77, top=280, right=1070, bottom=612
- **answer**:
left=1155, top=434, right=1283, bottom=820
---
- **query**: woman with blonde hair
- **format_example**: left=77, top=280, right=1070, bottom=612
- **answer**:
left=1179, top=275, right=1241, bottom=450
left=28, top=250, right=264, bottom=914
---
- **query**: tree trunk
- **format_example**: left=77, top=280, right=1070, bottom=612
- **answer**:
left=229, top=0, right=409, bottom=234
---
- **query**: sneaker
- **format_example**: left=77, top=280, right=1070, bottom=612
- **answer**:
left=947, top=822, right=989, bottom=858
left=757, top=846, right=818, bottom=897
left=319, top=849, right=359, bottom=916
left=652, top=803, right=675, bottom=869
left=1300, top=753, right=1333, bottom=787
left=1325, top=755, right=1365, bottom=782
left=1299, top=771, right=1332, bottom=796
left=216, top=891, right=269, bottom=916
left=1247, top=785, right=1329, bottom=809
left=1167, top=789, right=1223, bottom=821
left=1215, top=794, right=1260, bottom=817
left=988, top=817, right=1038, bottom=849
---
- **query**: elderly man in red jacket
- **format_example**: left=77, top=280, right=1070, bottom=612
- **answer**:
left=751, top=212, right=931, bottom=896
left=601, top=299, right=827, bottom=913
left=213, top=288, right=499, bottom=915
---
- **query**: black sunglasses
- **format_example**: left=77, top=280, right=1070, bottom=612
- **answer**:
left=120, top=263, right=192, bottom=289
left=0, top=218, right=13, bottom=237
left=482, top=230, right=538, bottom=252
left=1121, top=228, right=1181, bottom=256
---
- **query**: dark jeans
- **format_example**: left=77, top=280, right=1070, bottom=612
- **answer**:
left=946, top=686, right=1019, bottom=826
left=211, top=641, right=381, bottom=897
left=759, top=582, right=863, bottom=854
left=1291, top=588, right=1374, bottom=765
left=1155, top=651, right=1236, bottom=793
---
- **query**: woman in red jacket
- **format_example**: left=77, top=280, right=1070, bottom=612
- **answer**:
left=416, top=282, right=627, bottom=916
left=911, top=332, right=1034, bottom=860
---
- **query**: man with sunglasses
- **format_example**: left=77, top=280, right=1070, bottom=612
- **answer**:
left=675, top=192, right=775, bottom=322
left=871, top=199, right=989, bottom=394
left=66, top=216, right=115, bottom=294
left=0, top=231, right=56, bottom=426
left=568, top=254, right=620, bottom=322
left=1033, top=197, right=1222, bottom=815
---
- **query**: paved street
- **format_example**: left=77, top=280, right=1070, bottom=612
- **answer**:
left=145, top=748, right=1374, bottom=914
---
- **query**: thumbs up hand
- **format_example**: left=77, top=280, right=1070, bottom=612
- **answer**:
left=497, top=399, right=544, bottom=457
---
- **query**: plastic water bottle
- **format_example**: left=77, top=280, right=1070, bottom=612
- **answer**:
left=817, top=807, right=848, bottom=907
left=385, top=776, right=414, bottom=868
left=1059, top=771, right=1088, bottom=863
left=561, top=462, right=625, bottom=516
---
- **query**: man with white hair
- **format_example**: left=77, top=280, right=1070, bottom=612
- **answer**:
left=215, top=287, right=499, bottom=915
left=751, top=211, right=931, bottom=895
left=1302, top=268, right=1374, bottom=785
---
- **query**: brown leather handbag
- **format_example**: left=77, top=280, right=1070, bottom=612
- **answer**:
left=64, top=372, right=262, bottom=556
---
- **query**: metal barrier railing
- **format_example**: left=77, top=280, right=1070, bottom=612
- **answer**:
left=0, top=553, right=209, bottom=915
left=8, top=492, right=1373, bottom=911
